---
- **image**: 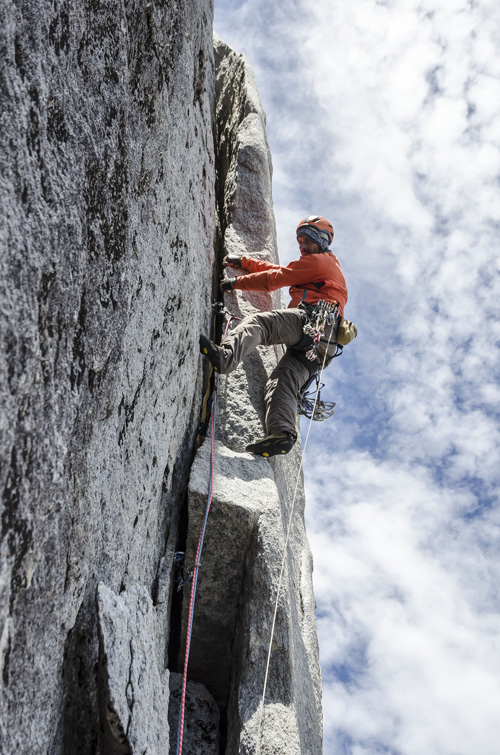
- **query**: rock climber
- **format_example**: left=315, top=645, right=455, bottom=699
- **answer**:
left=200, top=215, right=349, bottom=457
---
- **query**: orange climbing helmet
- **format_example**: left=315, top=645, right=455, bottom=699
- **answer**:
left=296, top=215, right=334, bottom=249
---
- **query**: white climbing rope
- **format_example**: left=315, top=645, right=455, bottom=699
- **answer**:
left=254, top=326, right=335, bottom=755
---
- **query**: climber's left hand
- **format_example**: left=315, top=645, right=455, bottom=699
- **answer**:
left=220, top=277, right=237, bottom=292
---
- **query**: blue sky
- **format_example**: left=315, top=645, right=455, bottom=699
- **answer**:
left=214, top=1, right=500, bottom=753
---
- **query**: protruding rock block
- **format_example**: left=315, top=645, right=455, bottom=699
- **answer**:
left=97, top=583, right=170, bottom=755
left=168, top=672, right=220, bottom=755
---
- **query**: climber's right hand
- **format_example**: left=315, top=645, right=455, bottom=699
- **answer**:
left=223, top=255, right=243, bottom=268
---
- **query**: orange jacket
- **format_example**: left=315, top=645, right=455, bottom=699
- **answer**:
left=232, top=252, right=348, bottom=315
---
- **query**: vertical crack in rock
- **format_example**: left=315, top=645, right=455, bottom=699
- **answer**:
left=173, top=35, right=323, bottom=755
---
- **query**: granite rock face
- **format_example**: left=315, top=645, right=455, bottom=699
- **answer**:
left=0, top=10, right=322, bottom=755
left=1, top=1, right=215, bottom=752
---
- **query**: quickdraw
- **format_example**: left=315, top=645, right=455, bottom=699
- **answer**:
left=173, top=552, right=200, bottom=592
left=297, top=373, right=337, bottom=421
left=301, top=300, right=339, bottom=361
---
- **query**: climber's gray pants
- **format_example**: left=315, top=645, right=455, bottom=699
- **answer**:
left=218, top=308, right=337, bottom=436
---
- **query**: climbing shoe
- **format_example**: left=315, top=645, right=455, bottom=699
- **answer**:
left=246, top=433, right=297, bottom=458
left=199, top=334, right=224, bottom=372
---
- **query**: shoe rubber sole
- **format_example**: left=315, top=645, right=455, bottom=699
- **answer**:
left=199, top=334, right=221, bottom=372
left=246, top=434, right=296, bottom=457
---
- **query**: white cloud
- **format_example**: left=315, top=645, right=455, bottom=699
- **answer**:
left=305, top=451, right=500, bottom=754
left=214, top=0, right=500, bottom=752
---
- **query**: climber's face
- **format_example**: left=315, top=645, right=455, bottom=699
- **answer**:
left=297, top=234, right=320, bottom=255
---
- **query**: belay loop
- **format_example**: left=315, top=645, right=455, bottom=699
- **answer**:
left=297, top=373, right=337, bottom=421
left=302, top=300, right=339, bottom=361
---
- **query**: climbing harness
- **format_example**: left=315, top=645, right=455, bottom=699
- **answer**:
left=254, top=324, right=335, bottom=755
left=295, top=300, right=341, bottom=420
left=301, top=299, right=339, bottom=361
left=175, top=311, right=233, bottom=755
